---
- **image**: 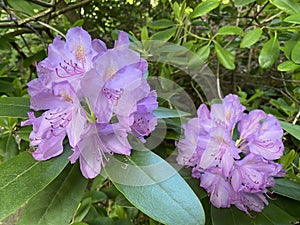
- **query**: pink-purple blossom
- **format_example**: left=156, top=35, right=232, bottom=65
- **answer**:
left=22, top=27, right=158, bottom=179
left=176, top=94, right=285, bottom=215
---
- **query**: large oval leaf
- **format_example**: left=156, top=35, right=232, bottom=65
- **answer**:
left=270, top=0, right=300, bottom=14
left=189, top=0, right=219, bottom=19
left=0, top=97, right=30, bottom=118
left=258, top=37, right=280, bottom=69
left=104, top=150, right=205, bottom=225
left=240, top=28, right=262, bottom=48
left=214, top=42, right=236, bottom=70
left=0, top=146, right=71, bottom=221
left=17, top=163, right=87, bottom=225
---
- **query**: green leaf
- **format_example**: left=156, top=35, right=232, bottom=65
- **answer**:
left=214, top=42, right=236, bottom=70
left=234, top=0, right=256, bottom=6
left=277, top=61, right=300, bottom=71
left=148, top=19, right=175, bottom=29
left=0, top=146, right=71, bottom=221
left=258, top=37, right=280, bottom=69
left=211, top=201, right=297, bottom=225
left=150, top=27, right=177, bottom=41
left=240, top=28, right=262, bottom=48
left=153, top=107, right=191, bottom=118
left=17, top=163, right=88, bottom=225
left=15, top=126, right=32, bottom=142
left=280, top=121, right=300, bottom=141
left=291, top=41, right=300, bottom=64
left=196, top=44, right=211, bottom=62
left=141, top=26, right=148, bottom=41
left=283, top=34, right=300, bottom=60
left=74, top=197, right=92, bottom=222
left=189, top=0, right=220, bottom=19
left=0, top=134, right=18, bottom=162
left=217, top=26, right=243, bottom=36
left=0, top=79, right=16, bottom=93
left=0, top=97, right=30, bottom=118
left=6, top=0, right=44, bottom=15
left=272, top=179, right=300, bottom=201
left=270, top=0, right=300, bottom=14
left=104, top=150, right=205, bottom=225
left=284, top=14, right=300, bottom=24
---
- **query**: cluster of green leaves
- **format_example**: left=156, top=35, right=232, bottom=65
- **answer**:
left=1, top=0, right=300, bottom=225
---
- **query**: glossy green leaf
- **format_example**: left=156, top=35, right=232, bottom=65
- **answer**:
left=291, top=41, right=300, bottom=64
left=153, top=107, right=191, bottom=118
left=104, top=150, right=205, bottom=225
left=17, top=163, right=88, bottom=225
left=0, top=146, right=71, bottom=221
left=271, top=179, right=300, bottom=201
left=234, top=0, right=256, bottom=6
left=150, top=28, right=177, bottom=41
left=214, top=42, right=236, bottom=70
left=240, top=28, right=262, bottom=48
left=283, top=34, right=300, bottom=60
left=0, top=97, right=30, bottom=118
left=280, top=121, right=300, bottom=141
left=0, top=79, right=16, bottom=93
left=284, top=14, right=300, bottom=24
left=148, top=19, right=175, bottom=29
left=189, top=0, right=220, bottom=19
left=258, top=37, right=280, bottom=69
left=217, top=26, right=243, bottom=36
left=270, top=0, right=300, bottom=14
left=277, top=61, right=300, bottom=71
left=196, top=44, right=211, bottom=62
left=211, top=201, right=297, bottom=225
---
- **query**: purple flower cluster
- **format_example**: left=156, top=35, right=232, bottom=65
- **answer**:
left=176, top=94, right=285, bottom=215
left=22, top=27, right=158, bottom=179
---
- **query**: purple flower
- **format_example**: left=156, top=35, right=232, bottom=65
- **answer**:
left=176, top=94, right=285, bottom=214
left=194, top=167, right=233, bottom=208
left=21, top=81, right=86, bottom=160
left=69, top=123, right=131, bottom=178
left=22, top=27, right=158, bottom=179
left=238, top=111, right=284, bottom=160
left=130, top=91, right=158, bottom=141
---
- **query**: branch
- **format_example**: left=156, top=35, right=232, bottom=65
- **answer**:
left=0, top=7, right=54, bottom=27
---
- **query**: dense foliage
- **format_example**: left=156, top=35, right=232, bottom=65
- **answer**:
left=0, top=0, right=300, bottom=225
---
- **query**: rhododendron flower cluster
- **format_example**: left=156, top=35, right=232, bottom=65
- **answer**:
left=176, top=94, right=285, bottom=215
left=22, top=27, right=158, bottom=179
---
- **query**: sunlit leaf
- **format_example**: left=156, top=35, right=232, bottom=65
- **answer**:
left=217, top=26, right=243, bottom=36
left=214, top=42, right=235, bottom=70
left=270, top=0, right=300, bottom=14
left=104, top=150, right=205, bottom=225
left=189, top=0, right=220, bottom=19
left=258, top=37, right=280, bottom=69
left=240, top=28, right=262, bottom=48
left=280, top=121, right=300, bottom=141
